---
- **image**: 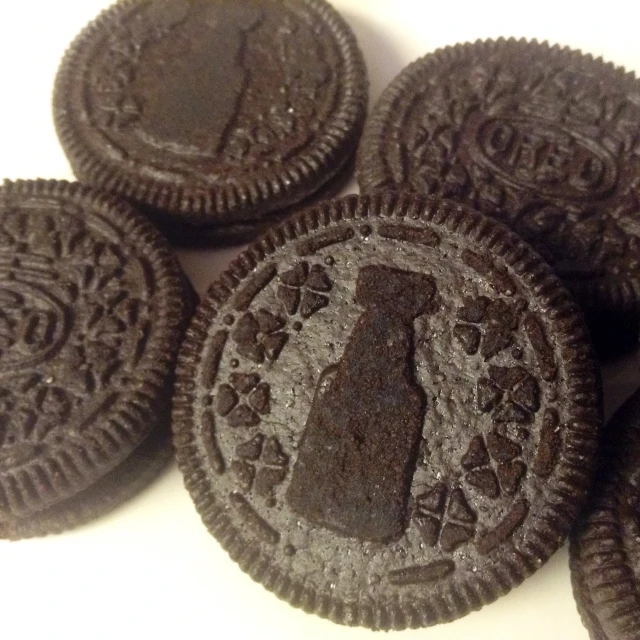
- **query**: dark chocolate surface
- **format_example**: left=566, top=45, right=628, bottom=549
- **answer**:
left=0, top=180, right=191, bottom=537
left=174, top=193, right=601, bottom=629
left=54, top=0, right=368, bottom=230
left=571, top=388, right=640, bottom=640
left=358, top=39, right=640, bottom=354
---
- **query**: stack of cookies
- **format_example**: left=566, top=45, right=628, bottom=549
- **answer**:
left=2, top=1, right=640, bottom=638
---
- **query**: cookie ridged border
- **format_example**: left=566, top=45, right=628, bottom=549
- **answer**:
left=570, top=389, right=640, bottom=640
left=0, top=426, right=172, bottom=540
left=570, top=524, right=612, bottom=640
left=53, top=0, right=368, bottom=227
left=0, top=179, right=191, bottom=520
left=173, top=192, right=602, bottom=629
left=152, top=151, right=356, bottom=246
left=356, top=37, right=640, bottom=318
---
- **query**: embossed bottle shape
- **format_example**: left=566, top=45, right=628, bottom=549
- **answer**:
left=286, top=265, right=436, bottom=542
left=141, top=1, right=263, bottom=153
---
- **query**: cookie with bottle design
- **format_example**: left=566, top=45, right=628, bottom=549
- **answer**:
left=357, top=38, right=640, bottom=356
left=0, top=180, right=191, bottom=539
left=570, top=388, right=640, bottom=640
left=173, top=192, right=601, bottom=629
left=148, top=155, right=357, bottom=247
left=53, top=0, right=368, bottom=243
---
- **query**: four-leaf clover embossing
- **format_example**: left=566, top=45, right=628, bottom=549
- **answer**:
left=462, top=432, right=527, bottom=498
left=453, top=296, right=526, bottom=360
left=232, top=309, right=288, bottom=364
left=231, top=434, right=290, bottom=500
left=477, top=365, right=540, bottom=424
left=414, top=484, right=477, bottom=552
left=216, top=373, right=271, bottom=427
left=277, top=262, right=332, bottom=318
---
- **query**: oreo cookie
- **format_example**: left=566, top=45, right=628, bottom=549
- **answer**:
left=357, top=39, right=640, bottom=356
left=173, top=193, right=601, bottom=629
left=156, top=155, right=357, bottom=247
left=54, top=0, right=368, bottom=243
left=0, top=180, right=191, bottom=539
left=571, top=388, right=640, bottom=640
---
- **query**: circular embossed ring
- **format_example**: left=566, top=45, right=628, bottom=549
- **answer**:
left=357, top=39, right=640, bottom=356
left=0, top=180, right=191, bottom=538
left=54, top=0, right=368, bottom=237
left=174, top=192, right=601, bottom=629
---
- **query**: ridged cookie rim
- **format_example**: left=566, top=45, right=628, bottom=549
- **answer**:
left=356, top=37, right=640, bottom=318
left=570, top=389, right=640, bottom=640
left=0, top=179, right=190, bottom=518
left=0, top=426, right=173, bottom=540
left=173, top=191, right=602, bottom=629
left=53, top=0, right=368, bottom=227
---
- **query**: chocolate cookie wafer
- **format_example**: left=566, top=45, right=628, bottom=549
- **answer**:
left=0, top=180, right=191, bottom=538
left=54, top=0, right=368, bottom=243
left=358, top=39, right=640, bottom=356
left=571, top=388, right=640, bottom=640
left=173, top=192, right=601, bottom=629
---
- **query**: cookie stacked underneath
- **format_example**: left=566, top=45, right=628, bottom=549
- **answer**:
left=6, top=0, right=640, bottom=636
left=358, top=39, right=640, bottom=358
left=571, top=390, right=640, bottom=640
left=0, top=180, right=192, bottom=539
left=53, top=0, right=368, bottom=245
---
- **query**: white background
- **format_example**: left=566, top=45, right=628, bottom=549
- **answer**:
left=0, top=1, right=639, bottom=639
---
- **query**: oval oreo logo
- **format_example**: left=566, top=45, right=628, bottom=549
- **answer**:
left=0, top=280, right=69, bottom=374
left=467, top=115, right=618, bottom=199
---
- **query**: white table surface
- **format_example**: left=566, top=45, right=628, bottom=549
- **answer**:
left=1, top=1, right=639, bottom=638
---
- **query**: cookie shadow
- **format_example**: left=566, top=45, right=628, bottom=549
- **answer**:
left=341, top=11, right=411, bottom=106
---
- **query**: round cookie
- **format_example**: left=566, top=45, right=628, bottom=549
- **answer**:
left=571, top=549, right=609, bottom=640
left=571, top=388, right=640, bottom=640
left=54, top=0, right=368, bottom=237
left=357, top=39, right=640, bottom=356
left=148, top=154, right=357, bottom=247
left=0, top=425, right=171, bottom=540
left=0, top=180, right=191, bottom=538
left=173, top=192, right=601, bottom=629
